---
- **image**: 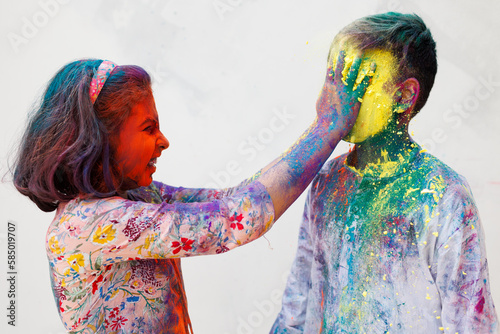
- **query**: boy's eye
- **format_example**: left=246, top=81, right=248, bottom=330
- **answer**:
left=144, top=126, right=154, bottom=132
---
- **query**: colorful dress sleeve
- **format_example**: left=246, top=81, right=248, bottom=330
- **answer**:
left=432, top=180, right=498, bottom=333
left=127, top=180, right=240, bottom=205
left=152, top=181, right=234, bottom=203
left=47, top=181, right=275, bottom=272
left=270, top=191, right=314, bottom=333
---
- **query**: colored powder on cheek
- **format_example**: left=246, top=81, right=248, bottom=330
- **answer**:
left=347, top=49, right=397, bottom=143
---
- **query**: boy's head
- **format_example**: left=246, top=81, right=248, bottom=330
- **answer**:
left=328, top=12, right=437, bottom=143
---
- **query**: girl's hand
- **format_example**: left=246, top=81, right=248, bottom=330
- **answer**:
left=229, top=51, right=376, bottom=221
left=316, top=50, right=376, bottom=139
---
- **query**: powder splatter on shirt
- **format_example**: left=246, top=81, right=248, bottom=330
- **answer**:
left=272, top=147, right=497, bottom=333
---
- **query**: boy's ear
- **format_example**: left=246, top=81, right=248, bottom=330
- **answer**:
left=393, top=78, right=420, bottom=115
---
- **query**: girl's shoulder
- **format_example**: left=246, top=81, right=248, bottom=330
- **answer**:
left=47, top=195, right=151, bottom=245
left=50, top=196, right=130, bottom=229
left=59, top=195, right=127, bottom=213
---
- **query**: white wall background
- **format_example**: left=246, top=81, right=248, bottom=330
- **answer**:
left=0, top=0, right=499, bottom=333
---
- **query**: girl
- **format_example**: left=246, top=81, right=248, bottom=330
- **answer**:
left=12, top=56, right=371, bottom=333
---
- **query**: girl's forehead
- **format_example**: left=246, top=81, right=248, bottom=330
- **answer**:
left=129, top=98, right=159, bottom=122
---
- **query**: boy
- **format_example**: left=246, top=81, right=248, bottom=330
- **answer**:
left=271, top=12, right=498, bottom=333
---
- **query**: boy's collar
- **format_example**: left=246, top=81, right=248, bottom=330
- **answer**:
left=344, top=143, right=422, bottom=179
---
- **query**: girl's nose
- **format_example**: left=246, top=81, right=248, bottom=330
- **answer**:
left=158, top=131, right=169, bottom=151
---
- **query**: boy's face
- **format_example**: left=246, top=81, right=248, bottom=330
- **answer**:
left=328, top=39, right=399, bottom=143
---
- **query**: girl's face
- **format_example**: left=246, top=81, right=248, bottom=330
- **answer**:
left=111, top=96, right=169, bottom=190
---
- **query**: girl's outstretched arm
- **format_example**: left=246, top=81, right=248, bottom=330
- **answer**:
left=132, top=52, right=375, bottom=220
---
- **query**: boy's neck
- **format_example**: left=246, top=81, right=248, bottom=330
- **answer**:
left=347, top=120, right=415, bottom=172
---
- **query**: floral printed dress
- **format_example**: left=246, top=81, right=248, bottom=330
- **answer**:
left=46, top=181, right=274, bottom=333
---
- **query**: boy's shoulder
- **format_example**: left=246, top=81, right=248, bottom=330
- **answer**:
left=318, top=149, right=473, bottom=198
left=413, top=150, right=472, bottom=196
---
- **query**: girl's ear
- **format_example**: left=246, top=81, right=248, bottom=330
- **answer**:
left=393, top=78, right=420, bottom=114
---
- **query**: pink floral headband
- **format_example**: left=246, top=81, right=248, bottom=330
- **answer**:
left=89, top=60, right=117, bottom=104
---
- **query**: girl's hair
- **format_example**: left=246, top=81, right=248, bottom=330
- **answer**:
left=13, top=59, right=153, bottom=212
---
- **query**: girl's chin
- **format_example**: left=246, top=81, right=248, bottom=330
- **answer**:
left=138, top=174, right=154, bottom=187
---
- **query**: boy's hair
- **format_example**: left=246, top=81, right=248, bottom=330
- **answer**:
left=13, top=59, right=152, bottom=212
left=330, top=12, right=437, bottom=116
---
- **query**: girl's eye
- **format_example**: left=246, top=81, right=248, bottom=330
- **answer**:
left=144, top=126, right=153, bottom=132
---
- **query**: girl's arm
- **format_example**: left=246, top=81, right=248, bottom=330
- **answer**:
left=137, top=52, right=374, bottom=219
left=48, top=53, right=374, bottom=270
left=48, top=181, right=275, bottom=272
left=244, top=52, right=374, bottom=220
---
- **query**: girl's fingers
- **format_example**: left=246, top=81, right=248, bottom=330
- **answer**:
left=355, top=62, right=376, bottom=101
left=344, top=57, right=362, bottom=88
left=334, top=50, right=346, bottom=83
